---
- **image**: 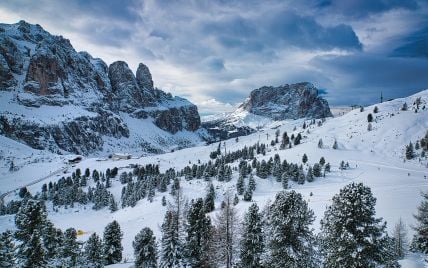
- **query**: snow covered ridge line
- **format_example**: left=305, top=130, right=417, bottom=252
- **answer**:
left=0, top=20, right=202, bottom=155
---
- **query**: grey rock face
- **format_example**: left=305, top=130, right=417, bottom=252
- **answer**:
left=0, top=21, right=202, bottom=155
left=0, top=112, right=129, bottom=155
left=241, top=82, right=332, bottom=120
left=0, top=53, right=16, bottom=90
left=153, top=105, right=201, bottom=134
left=136, top=63, right=154, bottom=90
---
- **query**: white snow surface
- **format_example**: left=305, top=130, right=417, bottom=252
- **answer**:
left=1, top=89, right=428, bottom=266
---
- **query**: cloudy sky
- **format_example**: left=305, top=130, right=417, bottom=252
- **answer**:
left=1, top=0, right=428, bottom=114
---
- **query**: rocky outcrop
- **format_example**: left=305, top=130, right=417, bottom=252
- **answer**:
left=0, top=53, right=16, bottom=90
left=0, top=21, right=202, bottom=155
left=241, top=82, right=332, bottom=120
left=202, top=82, right=332, bottom=142
left=153, top=104, right=201, bottom=133
left=0, top=112, right=129, bottom=155
left=136, top=63, right=154, bottom=90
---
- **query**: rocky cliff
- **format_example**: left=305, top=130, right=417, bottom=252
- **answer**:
left=0, top=21, right=202, bottom=155
left=203, top=82, right=332, bottom=141
left=240, top=82, right=332, bottom=120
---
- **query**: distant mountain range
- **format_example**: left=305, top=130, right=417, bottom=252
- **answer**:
left=0, top=21, right=332, bottom=155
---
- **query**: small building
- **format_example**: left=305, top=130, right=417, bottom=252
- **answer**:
left=68, top=156, right=82, bottom=164
left=109, top=153, right=132, bottom=160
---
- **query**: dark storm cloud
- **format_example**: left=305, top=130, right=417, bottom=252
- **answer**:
left=311, top=0, right=419, bottom=18
left=74, top=0, right=139, bottom=21
left=392, top=26, right=428, bottom=58
left=0, top=0, right=140, bottom=48
left=312, top=53, right=428, bottom=105
left=200, top=10, right=362, bottom=53
left=1, top=0, right=427, bottom=112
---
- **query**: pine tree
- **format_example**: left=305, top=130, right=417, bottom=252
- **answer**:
left=320, top=183, right=397, bottom=267
left=318, top=138, right=323, bottom=148
left=332, top=139, right=338, bottom=149
left=243, top=188, right=253, bottom=202
left=406, top=142, right=415, bottom=160
left=160, top=210, right=181, bottom=268
left=22, top=230, right=46, bottom=268
left=297, top=168, right=305, bottom=184
left=248, top=174, right=256, bottom=191
left=233, top=194, right=239, bottom=206
left=224, top=166, right=232, bottom=182
left=15, top=200, right=48, bottom=266
left=294, top=133, right=302, bottom=145
left=109, top=194, right=118, bottom=212
left=184, top=198, right=212, bottom=267
left=265, top=190, right=317, bottom=267
left=393, top=218, right=407, bottom=259
left=62, top=228, right=79, bottom=267
left=236, top=174, right=245, bottom=195
left=42, top=221, right=63, bottom=260
left=92, top=170, right=100, bottom=182
left=103, top=220, right=123, bottom=265
left=324, top=163, right=331, bottom=173
left=161, top=190, right=187, bottom=267
left=171, top=177, right=180, bottom=196
left=134, top=227, right=157, bottom=268
left=411, top=192, right=428, bottom=254
left=312, top=163, right=322, bottom=177
left=302, top=153, right=308, bottom=164
left=0, top=230, right=15, bottom=267
left=281, top=172, right=288, bottom=189
left=319, top=157, right=326, bottom=166
left=374, top=106, right=379, bottom=113
left=85, top=233, right=103, bottom=267
left=239, top=203, right=263, bottom=268
left=306, top=166, right=314, bottom=182
left=204, top=183, right=215, bottom=213
left=85, top=168, right=90, bottom=178
left=106, top=176, right=111, bottom=188
left=257, top=160, right=268, bottom=179
left=19, top=186, right=29, bottom=198
left=217, top=165, right=225, bottom=182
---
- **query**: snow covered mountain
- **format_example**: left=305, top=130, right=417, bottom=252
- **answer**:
left=1, top=20, right=428, bottom=268
left=1, top=88, right=426, bottom=266
left=0, top=21, right=204, bottom=156
left=203, top=82, right=332, bottom=140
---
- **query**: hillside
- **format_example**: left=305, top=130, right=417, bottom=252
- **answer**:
left=1, top=89, right=427, bottom=266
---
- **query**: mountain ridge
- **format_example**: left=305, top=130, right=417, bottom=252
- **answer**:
left=0, top=20, right=203, bottom=155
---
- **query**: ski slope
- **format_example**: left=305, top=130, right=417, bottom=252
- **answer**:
left=0, top=89, right=427, bottom=266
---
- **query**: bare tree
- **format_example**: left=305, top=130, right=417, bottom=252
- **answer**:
left=393, top=218, right=408, bottom=259
left=213, top=191, right=240, bottom=268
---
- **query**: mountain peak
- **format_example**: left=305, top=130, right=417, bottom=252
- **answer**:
left=240, top=82, right=332, bottom=120
left=0, top=21, right=202, bottom=155
left=136, top=63, right=154, bottom=90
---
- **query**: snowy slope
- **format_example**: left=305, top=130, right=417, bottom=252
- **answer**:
left=1, top=89, right=427, bottom=265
